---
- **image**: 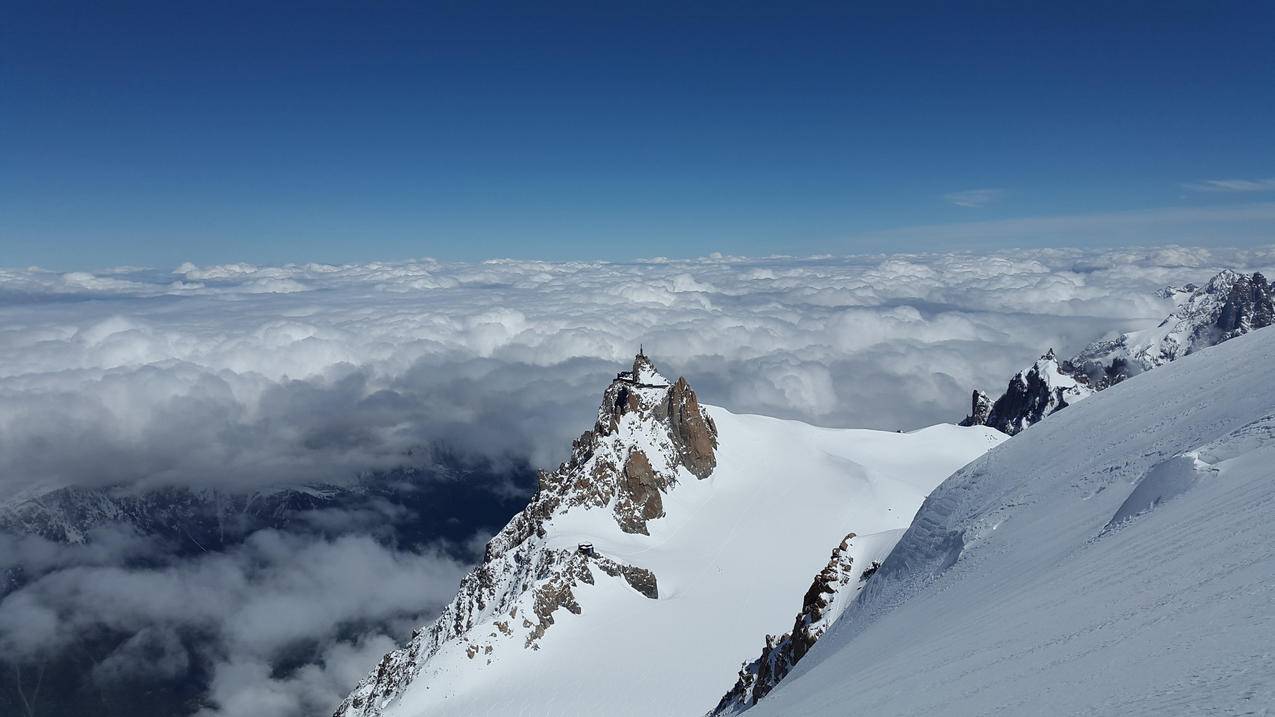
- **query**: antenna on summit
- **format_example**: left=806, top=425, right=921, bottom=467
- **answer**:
left=639, top=343, right=644, bottom=357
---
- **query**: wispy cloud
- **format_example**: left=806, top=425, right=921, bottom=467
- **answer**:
left=859, top=202, right=1275, bottom=248
left=1182, top=178, right=1275, bottom=193
left=943, top=188, right=1004, bottom=208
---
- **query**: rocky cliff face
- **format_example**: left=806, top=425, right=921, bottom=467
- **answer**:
left=963, top=350, right=1094, bottom=436
left=957, top=390, right=992, bottom=428
left=1209, top=271, right=1273, bottom=342
left=334, top=353, right=717, bottom=717
left=711, top=532, right=877, bottom=715
left=963, top=270, right=1274, bottom=434
left=1069, top=270, right=1274, bottom=383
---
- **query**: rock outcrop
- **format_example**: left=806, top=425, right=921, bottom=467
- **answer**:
left=334, top=353, right=716, bottom=717
left=962, top=350, right=1093, bottom=436
left=711, top=532, right=872, bottom=715
left=958, top=390, right=992, bottom=428
left=963, top=270, right=1274, bottom=434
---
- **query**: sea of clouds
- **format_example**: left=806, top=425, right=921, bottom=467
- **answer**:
left=2, top=244, right=1273, bottom=716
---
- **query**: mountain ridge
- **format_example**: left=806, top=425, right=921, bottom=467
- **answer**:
left=962, top=269, right=1273, bottom=434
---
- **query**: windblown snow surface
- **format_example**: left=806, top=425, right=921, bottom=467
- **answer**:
left=377, top=411, right=1003, bottom=716
left=749, top=324, right=1275, bottom=716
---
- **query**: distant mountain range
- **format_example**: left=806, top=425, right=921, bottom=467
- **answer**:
left=961, top=269, right=1273, bottom=435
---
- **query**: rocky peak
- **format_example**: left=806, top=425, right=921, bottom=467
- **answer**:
left=1212, top=271, right=1273, bottom=342
left=958, top=390, right=992, bottom=428
left=628, top=351, right=669, bottom=387
left=1202, top=268, right=1242, bottom=294
left=564, top=353, right=719, bottom=533
left=334, top=354, right=718, bottom=717
left=965, top=350, right=1093, bottom=436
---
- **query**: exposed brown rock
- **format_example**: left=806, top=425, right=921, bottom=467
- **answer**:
left=525, top=554, right=589, bottom=647
left=662, top=376, right=718, bottom=478
left=711, top=531, right=861, bottom=714
left=620, top=566, right=659, bottom=599
left=617, top=450, right=665, bottom=534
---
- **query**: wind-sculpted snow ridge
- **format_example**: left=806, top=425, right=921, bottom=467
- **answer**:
left=963, top=269, right=1274, bottom=433
left=334, top=355, right=1005, bottom=717
left=748, top=323, right=1275, bottom=716
left=710, top=529, right=903, bottom=715
left=334, top=353, right=717, bottom=716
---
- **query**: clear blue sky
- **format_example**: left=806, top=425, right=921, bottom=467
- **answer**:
left=3, top=1, right=1274, bottom=269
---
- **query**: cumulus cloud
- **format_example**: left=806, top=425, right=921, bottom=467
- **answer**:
left=943, top=188, right=1004, bottom=207
left=3, top=247, right=1275, bottom=497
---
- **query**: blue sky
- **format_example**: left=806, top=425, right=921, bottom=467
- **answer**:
left=3, top=1, right=1274, bottom=269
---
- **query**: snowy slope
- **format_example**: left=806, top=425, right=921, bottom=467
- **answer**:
left=336, top=355, right=1003, bottom=717
left=749, top=325, right=1275, bottom=716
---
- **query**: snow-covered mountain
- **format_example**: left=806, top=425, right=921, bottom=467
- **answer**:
left=335, top=354, right=1004, bottom=717
left=958, top=348, right=1093, bottom=435
left=743, top=320, right=1275, bottom=715
left=962, top=269, right=1273, bottom=433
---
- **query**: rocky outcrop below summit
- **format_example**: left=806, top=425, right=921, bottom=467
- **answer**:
left=711, top=531, right=893, bottom=716
left=963, top=270, right=1274, bottom=434
left=334, top=354, right=716, bottom=717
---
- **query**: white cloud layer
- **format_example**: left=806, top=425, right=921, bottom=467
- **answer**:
left=3, top=245, right=1274, bottom=498
left=3, top=245, right=1275, bottom=716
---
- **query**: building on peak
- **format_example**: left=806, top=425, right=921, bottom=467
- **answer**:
left=624, top=351, right=670, bottom=387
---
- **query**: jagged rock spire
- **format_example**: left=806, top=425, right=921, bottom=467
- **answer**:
left=959, top=390, right=992, bottom=427
left=582, top=353, right=717, bottom=531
